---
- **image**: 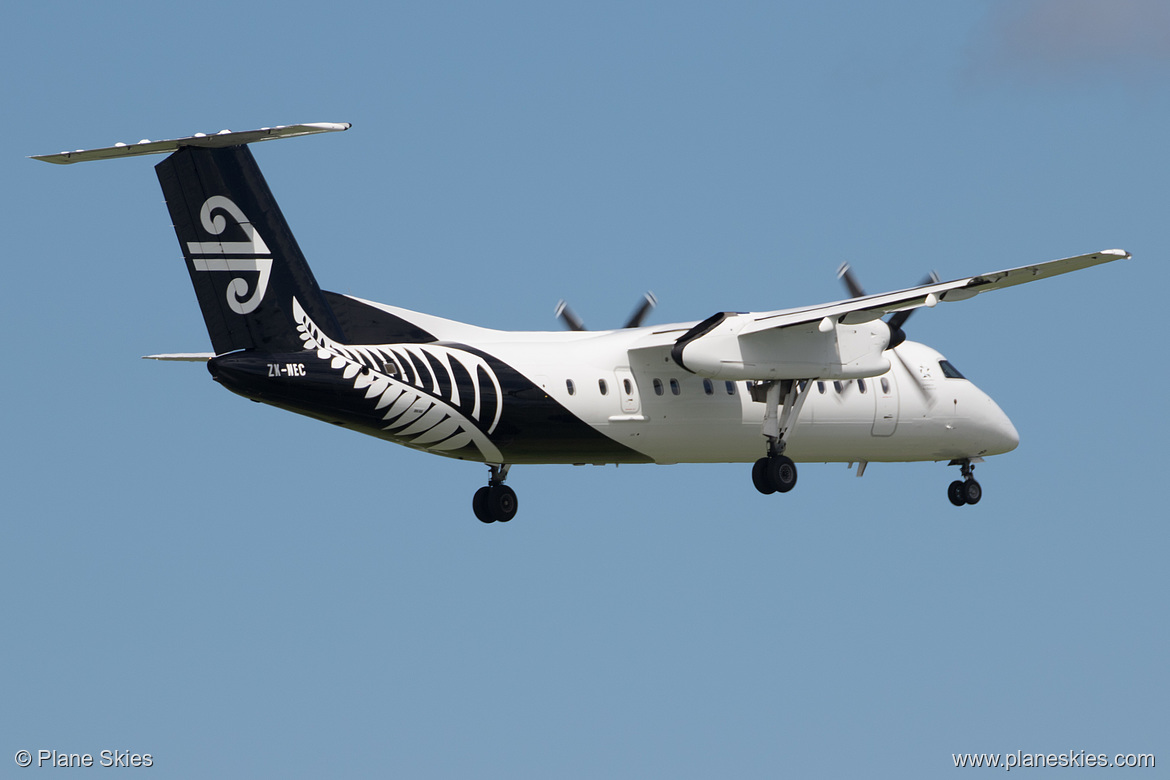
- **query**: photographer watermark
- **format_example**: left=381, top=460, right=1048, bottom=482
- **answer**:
left=15, top=749, right=153, bottom=768
left=953, top=750, right=1154, bottom=770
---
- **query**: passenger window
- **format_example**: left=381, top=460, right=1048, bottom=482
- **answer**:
left=880, top=377, right=890, bottom=394
left=599, top=379, right=608, bottom=395
left=834, top=381, right=844, bottom=394
left=703, top=379, right=714, bottom=395
left=566, top=379, right=575, bottom=396
left=858, top=379, right=866, bottom=394
left=670, top=379, right=681, bottom=396
left=623, top=378, right=632, bottom=395
left=653, top=378, right=664, bottom=396
left=382, top=361, right=399, bottom=377
left=725, top=381, right=736, bottom=395
left=798, top=380, right=807, bottom=392
left=817, top=381, right=825, bottom=394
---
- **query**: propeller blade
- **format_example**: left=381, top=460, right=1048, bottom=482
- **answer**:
left=836, top=262, right=867, bottom=299
left=885, top=271, right=939, bottom=346
left=622, top=291, right=657, bottom=329
left=554, top=300, right=586, bottom=331
left=886, top=308, right=913, bottom=332
left=886, top=311, right=910, bottom=348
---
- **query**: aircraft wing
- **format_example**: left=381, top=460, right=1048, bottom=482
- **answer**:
left=740, top=249, right=1129, bottom=334
left=672, top=249, right=1128, bottom=381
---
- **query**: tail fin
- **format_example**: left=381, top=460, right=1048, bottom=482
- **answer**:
left=32, top=123, right=350, bottom=355
left=155, top=145, right=343, bottom=354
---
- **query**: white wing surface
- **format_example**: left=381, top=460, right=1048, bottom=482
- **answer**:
left=673, top=250, right=1128, bottom=381
left=742, top=250, right=1128, bottom=334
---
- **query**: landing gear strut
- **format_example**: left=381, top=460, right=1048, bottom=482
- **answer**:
left=751, top=379, right=810, bottom=495
left=473, top=464, right=518, bottom=523
left=947, top=458, right=982, bottom=506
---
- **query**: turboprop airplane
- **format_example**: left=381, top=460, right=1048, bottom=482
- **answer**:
left=34, top=122, right=1128, bottom=523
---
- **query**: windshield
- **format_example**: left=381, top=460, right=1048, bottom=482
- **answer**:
left=939, top=360, right=966, bottom=379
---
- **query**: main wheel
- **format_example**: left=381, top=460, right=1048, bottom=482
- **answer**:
left=752, top=458, right=776, bottom=495
left=947, top=480, right=966, bottom=507
left=488, top=484, right=519, bottom=523
left=766, top=455, right=798, bottom=493
left=963, top=479, right=982, bottom=505
left=473, top=486, right=494, bottom=523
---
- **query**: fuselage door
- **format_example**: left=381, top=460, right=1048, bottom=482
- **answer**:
left=871, top=372, right=899, bottom=436
left=615, top=367, right=641, bottom=414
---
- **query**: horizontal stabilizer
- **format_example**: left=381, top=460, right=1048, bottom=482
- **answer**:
left=142, top=353, right=214, bottom=362
left=32, top=122, right=350, bottom=165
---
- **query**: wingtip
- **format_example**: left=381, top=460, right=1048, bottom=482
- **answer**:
left=302, top=122, right=352, bottom=132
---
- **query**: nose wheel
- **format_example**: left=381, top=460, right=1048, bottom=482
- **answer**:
left=946, top=458, right=982, bottom=506
left=473, top=464, right=518, bottom=523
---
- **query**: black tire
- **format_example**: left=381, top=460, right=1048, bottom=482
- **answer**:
left=947, top=480, right=966, bottom=506
left=488, top=484, right=519, bottom=523
left=752, top=458, right=776, bottom=495
left=473, top=486, right=493, bottom=523
left=963, top=479, right=982, bottom=505
left=767, top=455, right=798, bottom=493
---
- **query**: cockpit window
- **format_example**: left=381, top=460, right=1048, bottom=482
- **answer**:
left=939, top=360, right=966, bottom=379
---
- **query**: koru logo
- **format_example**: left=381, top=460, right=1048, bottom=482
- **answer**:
left=186, top=195, right=273, bottom=315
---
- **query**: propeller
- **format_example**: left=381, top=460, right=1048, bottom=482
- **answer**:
left=555, top=291, right=657, bottom=331
left=836, top=264, right=939, bottom=348
left=623, top=291, right=658, bottom=329
left=554, top=299, right=586, bottom=331
left=836, top=263, right=940, bottom=404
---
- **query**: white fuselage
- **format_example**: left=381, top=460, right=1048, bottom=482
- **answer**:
left=355, top=297, right=1021, bottom=466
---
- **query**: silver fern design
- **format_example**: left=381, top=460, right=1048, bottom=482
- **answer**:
left=292, top=298, right=505, bottom=462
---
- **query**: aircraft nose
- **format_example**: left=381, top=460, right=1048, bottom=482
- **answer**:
left=982, top=399, right=1020, bottom=455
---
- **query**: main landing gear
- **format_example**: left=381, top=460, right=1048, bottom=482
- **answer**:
left=752, top=454, right=797, bottom=494
left=472, top=464, right=518, bottom=523
left=751, top=379, right=810, bottom=496
left=947, top=458, right=982, bottom=506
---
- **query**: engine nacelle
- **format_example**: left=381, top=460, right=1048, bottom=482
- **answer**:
left=672, top=315, right=891, bottom=380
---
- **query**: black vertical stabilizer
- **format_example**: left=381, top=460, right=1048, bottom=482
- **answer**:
left=155, top=145, right=344, bottom=354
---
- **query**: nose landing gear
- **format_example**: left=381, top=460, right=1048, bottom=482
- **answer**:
left=473, top=464, right=518, bottom=523
left=947, top=458, right=982, bottom=506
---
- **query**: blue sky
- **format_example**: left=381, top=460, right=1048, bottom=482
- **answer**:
left=3, top=2, right=1166, bottom=777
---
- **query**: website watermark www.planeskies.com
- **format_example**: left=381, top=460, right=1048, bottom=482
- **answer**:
left=953, top=750, right=1155, bottom=771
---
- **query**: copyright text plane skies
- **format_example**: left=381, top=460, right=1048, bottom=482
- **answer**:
left=33, top=123, right=1128, bottom=522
